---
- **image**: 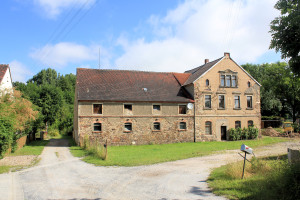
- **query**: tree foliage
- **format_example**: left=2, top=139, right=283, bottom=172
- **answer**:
left=242, top=62, right=300, bottom=121
left=270, top=0, right=300, bottom=74
left=0, top=90, right=38, bottom=158
left=14, top=68, right=76, bottom=136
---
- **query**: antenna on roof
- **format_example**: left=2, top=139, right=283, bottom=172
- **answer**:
left=98, top=47, right=101, bottom=69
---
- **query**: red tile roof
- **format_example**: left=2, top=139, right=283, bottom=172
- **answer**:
left=0, top=64, right=9, bottom=84
left=77, top=68, right=193, bottom=102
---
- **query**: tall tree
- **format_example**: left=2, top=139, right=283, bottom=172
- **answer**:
left=270, top=0, right=300, bottom=74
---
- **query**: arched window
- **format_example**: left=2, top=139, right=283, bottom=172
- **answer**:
left=248, top=120, right=254, bottom=127
left=235, top=121, right=241, bottom=129
left=153, top=122, right=161, bottom=131
left=206, top=79, right=210, bottom=86
left=205, top=121, right=212, bottom=135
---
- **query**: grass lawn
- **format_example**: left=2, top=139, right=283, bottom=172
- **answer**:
left=10, top=140, right=49, bottom=156
left=207, top=155, right=300, bottom=200
left=69, top=136, right=289, bottom=166
left=0, top=140, right=49, bottom=174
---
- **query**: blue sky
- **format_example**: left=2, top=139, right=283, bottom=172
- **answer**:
left=1, top=0, right=281, bottom=82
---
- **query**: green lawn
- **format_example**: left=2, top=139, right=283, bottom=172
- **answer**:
left=207, top=155, right=300, bottom=200
left=11, top=140, right=49, bottom=156
left=70, top=136, right=289, bottom=166
left=0, top=140, right=49, bottom=174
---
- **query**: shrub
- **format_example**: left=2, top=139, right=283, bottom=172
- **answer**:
left=235, top=128, right=242, bottom=140
left=228, top=128, right=236, bottom=141
left=48, top=127, right=60, bottom=137
left=0, top=118, right=14, bottom=158
left=248, top=126, right=259, bottom=139
left=241, top=127, right=249, bottom=140
left=292, top=123, right=299, bottom=133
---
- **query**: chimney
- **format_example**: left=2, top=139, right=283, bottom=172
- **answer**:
left=224, top=52, right=230, bottom=58
left=204, top=59, right=209, bottom=64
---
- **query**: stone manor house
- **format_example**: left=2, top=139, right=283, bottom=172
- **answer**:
left=73, top=53, right=261, bottom=145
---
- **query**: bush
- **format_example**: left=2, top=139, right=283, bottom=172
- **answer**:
left=241, top=127, right=249, bottom=140
left=248, top=126, right=259, bottom=139
left=235, top=128, right=242, bottom=140
left=292, top=123, right=299, bottom=133
left=228, top=128, right=236, bottom=141
left=0, top=118, right=14, bottom=158
left=48, top=127, right=60, bottom=137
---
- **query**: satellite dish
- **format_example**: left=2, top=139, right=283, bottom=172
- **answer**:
left=187, top=103, right=193, bottom=110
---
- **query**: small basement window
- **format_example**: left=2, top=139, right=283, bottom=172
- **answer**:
left=124, top=122, right=132, bottom=132
left=93, top=123, right=102, bottom=132
left=179, top=122, right=187, bottom=130
left=93, top=104, right=102, bottom=114
left=153, top=122, right=161, bottom=131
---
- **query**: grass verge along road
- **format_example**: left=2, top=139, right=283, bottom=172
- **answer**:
left=70, top=136, right=288, bottom=166
left=0, top=140, right=49, bottom=173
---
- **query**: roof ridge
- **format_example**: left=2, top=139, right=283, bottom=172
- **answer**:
left=77, top=68, right=186, bottom=74
left=185, top=57, right=223, bottom=74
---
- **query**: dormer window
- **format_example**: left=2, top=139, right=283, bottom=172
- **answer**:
left=206, top=79, right=210, bottom=86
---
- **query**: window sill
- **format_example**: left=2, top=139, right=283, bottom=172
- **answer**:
left=203, top=107, right=212, bottom=110
left=218, top=108, right=225, bottom=110
left=123, top=131, right=132, bottom=133
left=92, top=131, right=102, bottom=133
left=233, top=108, right=241, bottom=110
left=246, top=108, right=253, bottom=110
left=219, top=86, right=238, bottom=88
left=93, top=114, right=103, bottom=115
left=178, top=129, right=187, bottom=131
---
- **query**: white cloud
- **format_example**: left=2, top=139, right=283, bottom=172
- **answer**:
left=115, top=0, right=280, bottom=72
left=9, top=61, right=33, bottom=83
left=33, top=0, right=96, bottom=18
left=30, top=42, right=112, bottom=69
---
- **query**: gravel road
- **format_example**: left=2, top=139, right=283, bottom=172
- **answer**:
left=0, top=139, right=299, bottom=200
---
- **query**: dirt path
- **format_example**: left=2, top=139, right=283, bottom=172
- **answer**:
left=0, top=139, right=299, bottom=200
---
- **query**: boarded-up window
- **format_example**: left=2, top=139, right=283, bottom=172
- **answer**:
left=179, top=122, right=187, bottom=130
left=205, top=121, right=212, bottom=134
left=93, top=123, right=102, bottom=131
left=179, top=105, right=187, bottom=114
left=153, top=122, right=160, bottom=130
left=93, top=104, right=102, bottom=114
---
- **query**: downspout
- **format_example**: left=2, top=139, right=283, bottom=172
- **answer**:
left=194, top=103, right=196, bottom=142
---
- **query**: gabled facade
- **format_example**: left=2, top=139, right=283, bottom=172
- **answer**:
left=73, top=53, right=261, bottom=145
left=0, top=64, right=13, bottom=94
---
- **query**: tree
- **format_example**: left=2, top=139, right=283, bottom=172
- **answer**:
left=269, top=0, right=300, bottom=74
